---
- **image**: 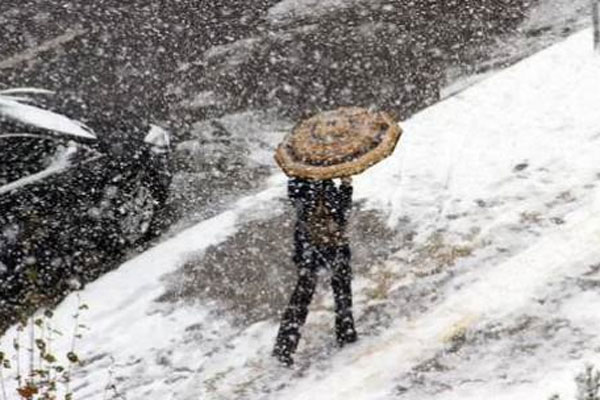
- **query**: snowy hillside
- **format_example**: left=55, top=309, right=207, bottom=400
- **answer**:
left=2, top=28, right=600, bottom=400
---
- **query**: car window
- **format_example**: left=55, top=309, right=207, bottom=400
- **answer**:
left=0, top=135, right=99, bottom=187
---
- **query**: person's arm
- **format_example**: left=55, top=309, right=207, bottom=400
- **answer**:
left=288, top=178, right=311, bottom=203
left=339, top=176, right=353, bottom=212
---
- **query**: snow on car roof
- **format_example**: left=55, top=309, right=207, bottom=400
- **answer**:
left=0, top=89, right=96, bottom=140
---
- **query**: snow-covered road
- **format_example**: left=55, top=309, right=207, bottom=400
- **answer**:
left=3, top=28, right=600, bottom=400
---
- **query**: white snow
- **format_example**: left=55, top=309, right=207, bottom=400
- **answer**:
left=144, top=124, right=171, bottom=149
left=0, top=88, right=55, bottom=96
left=0, top=93, right=96, bottom=139
left=3, top=28, right=600, bottom=400
left=267, top=0, right=363, bottom=25
left=0, top=152, right=100, bottom=196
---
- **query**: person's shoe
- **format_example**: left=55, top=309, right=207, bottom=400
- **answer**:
left=337, top=327, right=358, bottom=347
left=273, top=330, right=300, bottom=366
left=272, top=348, right=294, bottom=367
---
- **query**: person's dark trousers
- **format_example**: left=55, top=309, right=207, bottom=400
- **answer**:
left=273, top=253, right=318, bottom=365
left=330, top=245, right=357, bottom=345
left=273, top=245, right=356, bottom=365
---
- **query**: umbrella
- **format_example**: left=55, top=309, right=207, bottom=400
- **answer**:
left=275, top=107, right=402, bottom=180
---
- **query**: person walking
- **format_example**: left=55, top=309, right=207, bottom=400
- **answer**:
left=272, top=107, right=402, bottom=366
left=273, top=176, right=357, bottom=366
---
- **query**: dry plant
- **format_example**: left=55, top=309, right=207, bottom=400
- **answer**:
left=411, top=232, right=473, bottom=277
left=548, top=364, right=600, bottom=400
left=576, top=364, right=600, bottom=400
left=520, top=211, right=543, bottom=224
left=0, top=295, right=87, bottom=400
left=364, top=267, right=399, bottom=301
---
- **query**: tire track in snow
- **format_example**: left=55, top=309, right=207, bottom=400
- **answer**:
left=0, top=28, right=86, bottom=70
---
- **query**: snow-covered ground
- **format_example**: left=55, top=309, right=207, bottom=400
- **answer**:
left=3, top=28, right=600, bottom=400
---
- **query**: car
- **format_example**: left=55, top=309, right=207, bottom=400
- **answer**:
left=0, top=89, right=172, bottom=326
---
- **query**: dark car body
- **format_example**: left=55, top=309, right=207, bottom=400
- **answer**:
left=0, top=90, right=171, bottom=325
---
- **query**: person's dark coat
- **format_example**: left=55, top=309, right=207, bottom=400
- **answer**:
left=288, top=178, right=352, bottom=258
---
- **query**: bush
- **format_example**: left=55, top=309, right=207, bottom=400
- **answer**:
left=549, top=364, right=600, bottom=400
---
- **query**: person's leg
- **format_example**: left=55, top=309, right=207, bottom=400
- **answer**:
left=330, top=245, right=357, bottom=346
left=273, top=260, right=318, bottom=365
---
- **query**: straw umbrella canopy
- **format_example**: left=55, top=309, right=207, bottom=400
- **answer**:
left=275, top=107, right=402, bottom=180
